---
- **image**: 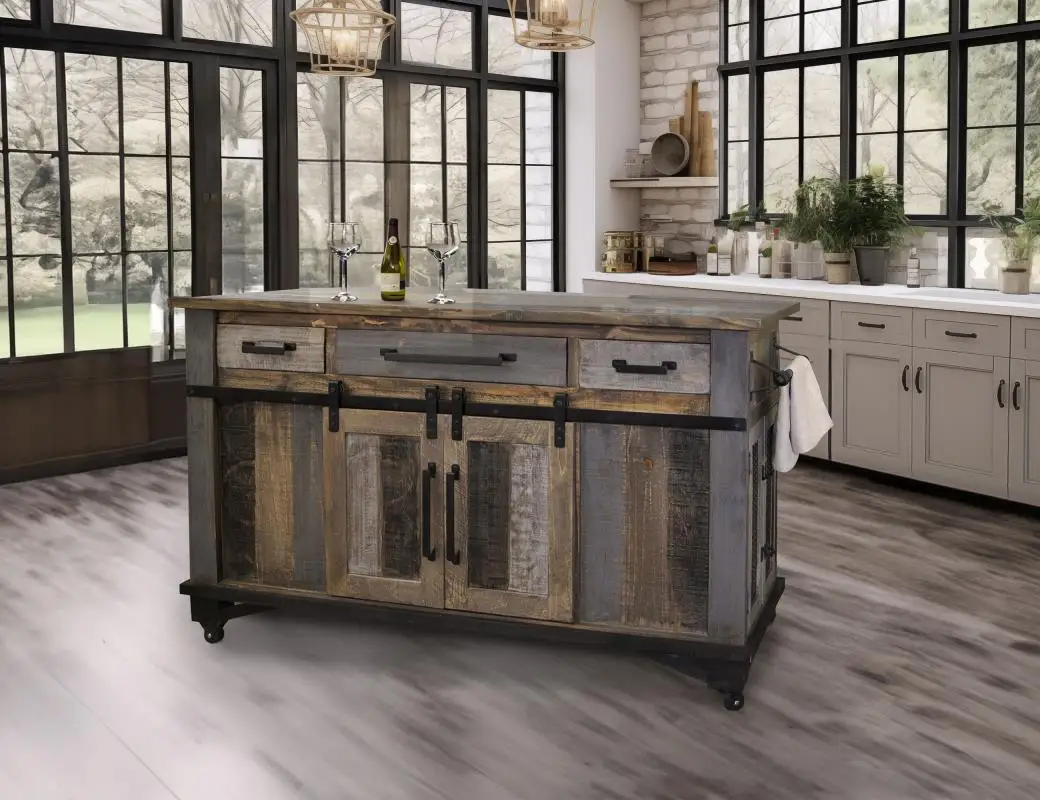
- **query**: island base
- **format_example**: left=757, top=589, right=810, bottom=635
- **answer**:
left=180, top=577, right=785, bottom=711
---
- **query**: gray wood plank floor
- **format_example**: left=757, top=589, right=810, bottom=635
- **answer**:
left=1, top=458, right=1039, bottom=800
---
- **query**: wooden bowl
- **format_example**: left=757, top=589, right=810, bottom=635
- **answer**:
left=650, top=133, right=690, bottom=176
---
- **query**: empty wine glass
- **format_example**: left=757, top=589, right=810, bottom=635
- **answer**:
left=425, top=221, right=460, bottom=305
left=328, top=221, right=362, bottom=302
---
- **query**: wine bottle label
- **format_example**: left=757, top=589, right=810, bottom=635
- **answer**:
left=379, top=273, right=402, bottom=293
left=707, top=253, right=718, bottom=275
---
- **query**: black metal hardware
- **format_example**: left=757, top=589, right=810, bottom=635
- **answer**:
left=901, top=364, right=910, bottom=392
left=786, top=316, right=803, bottom=322
left=760, top=544, right=777, bottom=560
left=425, top=387, right=438, bottom=439
left=446, top=464, right=461, bottom=566
left=553, top=394, right=568, bottom=448
left=327, top=382, right=342, bottom=433
left=451, top=388, right=465, bottom=441
left=760, top=462, right=774, bottom=481
left=857, top=321, right=886, bottom=330
left=1013, top=381, right=1022, bottom=411
left=611, top=359, right=677, bottom=376
left=422, top=463, right=437, bottom=562
left=998, top=379, right=1007, bottom=409
left=241, top=341, right=297, bottom=356
left=945, top=330, right=978, bottom=339
left=915, top=367, right=923, bottom=394
left=751, top=359, right=794, bottom=387
left=775, top=344, right=804, bottom=359
left=380, top=348, right=517, bottom=367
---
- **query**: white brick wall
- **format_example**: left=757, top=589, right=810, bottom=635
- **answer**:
left=640, top=0, right=721, bottom=256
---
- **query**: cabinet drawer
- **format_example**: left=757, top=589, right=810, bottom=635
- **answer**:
left=1012, top=317, right=1040, bottom=360
left=335, top=330, right=568, bottom=386
left=831, top=303, right=912, bottom=345
left=216, top=324, right=326, bottom=373
left=913, top=309, right=1010, bottom=357
left=577, top=339, right=709, bottom=394
left=778, top=297, right=829, bottom=337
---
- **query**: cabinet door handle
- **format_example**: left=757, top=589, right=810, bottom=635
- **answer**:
left=787, top=315, right=804, bottom=322
left=241, top=340, right=297, bottom=356
left=1013, top=381, right=1022, bottom=411
left=421, top=463, right=437, bottom=562
left=944, top=330, right=978, bottom=339
left=998, top=379, right=1007, bottom=409
left=915, top=366, right=923, bottom=394
left=901, top=364, right=910, bottom=392
left=380, top=348, right=517, bottom=367
left=445, top=464, right=461, bottom=565
left=612, top=359, right=678, bottom=375
left=857, top=321, right=886, bottom=329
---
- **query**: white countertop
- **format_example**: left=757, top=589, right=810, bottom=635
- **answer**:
left=583, top=272, right=1040, bottom=318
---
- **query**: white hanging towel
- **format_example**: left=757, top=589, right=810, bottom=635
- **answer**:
left=773, top=355, right=833, bottom=473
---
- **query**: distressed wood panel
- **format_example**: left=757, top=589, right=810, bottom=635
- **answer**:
left=335, top=330, right=568, bottom=386
left=708, top=428, right=750, bottom=643
left=547, top=426, right=576, bottom=622
left=218, top=402, right=256, bottom=583
left=577, top=340, right=710, bottom=394
left=187, top=397, right=219, bottom=583
left=186, top=309, right=216, bottom=386
left=508, top=444, right=550, bottom=596
left=467, top=441, right=512, bottom=591
left=665, top=429, right=710, bottom=632
left=254, top=404, right=295, bottom=587
left=577, top=424, right=626, bottom=623
left=291, top=405, right=326, bottom=591
left=710, top=330, right=750, bottom=417
left=346, top=434, right=382, bottom=578
left=379, top=436, right=422, bottom=580
left=216, top=324, right=326, bottom=373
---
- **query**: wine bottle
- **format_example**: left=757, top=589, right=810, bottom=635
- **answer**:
left=379, top=218, right=406, bottom=301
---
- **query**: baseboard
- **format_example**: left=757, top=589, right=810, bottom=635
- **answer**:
left=0, top=441, right=186, bottom=487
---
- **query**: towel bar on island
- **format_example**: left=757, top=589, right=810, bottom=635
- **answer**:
left=751, top=343, right=803, bottom=392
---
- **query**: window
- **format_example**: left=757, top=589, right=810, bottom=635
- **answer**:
left=720, top=0, right=1040, bottom=289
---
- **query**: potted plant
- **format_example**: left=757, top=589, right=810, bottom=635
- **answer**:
left=783, top=184, right=824, bottom=280
left=848, top=167, right=911, bottom=286
left=759, top=240, right=773, bottom=278
left=726, top=203, right=751, bottom=274
left=980, top=198, right=1040, bottom=294
left=813, top=175, right=859, bottom=285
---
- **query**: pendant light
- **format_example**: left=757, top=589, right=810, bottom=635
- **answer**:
left=507, top=0, right=598, bottom=51
left=291, top=0, right=396, bottom=77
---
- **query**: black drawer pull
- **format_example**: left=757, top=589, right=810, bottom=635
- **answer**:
left=944, top=330, right=978, bottom=339
left=380, top=348, right=517, bottom=367
left=857, top=321, right=886, bottom=330
left=242, top=340, right=297, bottom=356
left=998, top=379, right=1007, bottom=409
left=422, top=463, right=437, bottom=562
left=612, top=359, right=678, bottom=375
left=901, top=364, right=909, bottom=392
left=915, top=366, right=923, bottom=394
left=1013, top=381, right=1022, bottom=411
left=787, top=316, right=804, bottom=322
left=446, top=464, right=461, bottom=566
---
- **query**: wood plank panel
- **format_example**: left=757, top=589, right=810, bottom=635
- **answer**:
left=254, top=404, right=295, bottom=587
left=216, top=324, right=326, bottom=373
left=577, top=340, right=710, bottom=394
left=547, top=424, right=576, bottom=622
left=185, top=309, right=216, bottom=386
left=508, top=443, right=550, bottom=596
left=218, top=402, right=256, bottom=583
left=379, top=436, right=421, bottom=580
left=577, top=424, right=626, bottom=623
left=665, top=429, right=710, bottom=632
left=291, top=405, right=326, bottom=591
left=466, top=441, right=512, bottom=591
left=709, top=329, right=750, bottom=417
left=708, top=428, right=749, bottom=644
left=346, top=434, right=382, bottom=577
left=186, top=397, right=219, bottom=583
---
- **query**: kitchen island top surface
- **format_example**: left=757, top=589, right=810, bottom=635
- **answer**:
left=169, top=287, right=799, bottom=331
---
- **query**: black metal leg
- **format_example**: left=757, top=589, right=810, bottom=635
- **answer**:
left=705, top=659, right=752, bottom=712
left=190, top=596, right=271, bottom=644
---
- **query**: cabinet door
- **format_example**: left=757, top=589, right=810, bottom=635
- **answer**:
left=324, top=410, right=444, bottom=608
left=831, top=340, right=913, bottom=475
left=779, top=333, right=830, bottom=460
left=445, top=418, right=575, bottom=622
left=1009, top=360, right=1040, bottom=505
left=911, top=349, right=1009, bottom=498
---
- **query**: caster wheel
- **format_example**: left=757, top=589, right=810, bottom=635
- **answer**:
left=723, top=693, right=745, bottom=711
left=203, top=626, right=225, bottom=644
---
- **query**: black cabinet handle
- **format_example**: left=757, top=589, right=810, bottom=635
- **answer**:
left=945, top=330, right=978, bottom=339
left=998, top=379, right=1007, bottom=409
left=1013, top=381, right=1022, bottom=411
left=611, top=359, right=678, bottom=375
left=787, top=316, right=804, bottom=322
left=421, top=463, right=437, bottom=562
left=915, top=366, right=923, bottom=394
left=380, top=348, right=516, bottom=367
left=241, top=340, right=297, bottom=356
left=901, top=364, right=910, bottom=392
left=857, top=321, right=886, bottom=329
left=445, top=464, right=461, bottom=565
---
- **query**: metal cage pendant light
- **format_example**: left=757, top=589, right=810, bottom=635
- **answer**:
left=291, top=0, right=396, bottom=77
left=507, top=0, right=598, bottom=51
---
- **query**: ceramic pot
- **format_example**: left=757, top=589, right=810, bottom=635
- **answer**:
left=854, top=245, right=890, bottom=286
left=1002, top=266, right=1031, bottom=295
left=792, top=242, right=819, bottom=280
left=823, top=252, right=851, bottom=285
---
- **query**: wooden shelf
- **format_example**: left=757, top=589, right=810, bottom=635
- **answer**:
left=610, top=177, right=719, bottom=189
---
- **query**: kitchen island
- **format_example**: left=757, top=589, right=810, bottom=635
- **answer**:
left=172, top=288, right=797, bottom=710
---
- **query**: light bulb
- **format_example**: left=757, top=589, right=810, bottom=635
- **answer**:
left=536, top=0, right=570, bottom=28
left=328, top=27, right=361, bottom=60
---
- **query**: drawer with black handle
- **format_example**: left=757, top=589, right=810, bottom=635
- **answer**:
left=576, top=339, right=710, bottom=394
left=216, top=324, right=327, bottom=373
left=831, top=302, right=913, bottom=346
left=913, top=309, right=1011, bottom=357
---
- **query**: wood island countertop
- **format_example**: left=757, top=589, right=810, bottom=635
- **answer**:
left=169, top=287, right=799, bottom=331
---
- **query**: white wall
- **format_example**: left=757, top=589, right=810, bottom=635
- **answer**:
left=563, top=0, right=642, bottom=292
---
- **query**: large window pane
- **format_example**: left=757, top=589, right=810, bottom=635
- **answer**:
left=448, top=87, right=468, bottom=163
left=857, top=132, right=897, bottom=178
left=525, top=92, right=552, bottom=165
left=904, top=131, right=947, bottom=214
left=73, top=254, right=123, bottom=352
left=763, top=69, right=798, bottom=138
left=858, top=0, right=899, bottom=43
left=804, top=136, right=840, bottom=179
left=526, top=166, right=552, bottom=240
left=298, top=73, right=341, bottom=160
left=488, top=165, right=521, bottom=241
left=56, top=0, right=163, bottom=35
left=69, top=154, right=120, bottom=254
left=728, top=24, right=749, bottom=62
left=728, top=141, right=750, bottom=212
left=763, top=139, right=798, bottom=211
left=0, top=1, right=28, bottom=20
left=64, top=55, right=119, bottom=154
left=183, top=0, right=272, bottom=46
left=967, top=44, right=1017, bottom=127
left=857, top=57, right=898, bottom=133
left=9, top=152, right=61, bottom=256
left=344, top=78, right=383, bottom=161
left=907, top=0, right=949, bottom=35
left=122, top=59, right=168, bottom=155
left=5, top=49, right=58, bottom=152
left=488, top=90, right=522, bottom=164
left=401, top=2, right=472, bottom=70
left=411, top=84, right=442, bottom=163
left=966, top=127, right=1016, bottom=213
left=13, top=256, right=62, bottom=357
left=489, top=14, right=551, bottom=79
left=905, top=51, right=948, bottom=131
left=969, top=0, right=1018, bottom=28
left=125, top=157, right=168, bottom=251
left=1026, top=41, right=1040, bottom=124
left=170, top=63, right=190, bottom=157
left=804, top=63, right=840, bottom=136
left=804, top=10, right=840, bottom=50
left=487, top=242, right=521, bottom=290
left=764, top=17, right=798, bottom=57
left=221, top=68, right=265, bottom=294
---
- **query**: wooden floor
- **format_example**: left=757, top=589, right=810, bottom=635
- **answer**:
left=2, top=458, right=1039, bottom=800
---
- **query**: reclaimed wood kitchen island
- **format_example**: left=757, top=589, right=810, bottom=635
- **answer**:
left=172, top=288, right=798, bottom=710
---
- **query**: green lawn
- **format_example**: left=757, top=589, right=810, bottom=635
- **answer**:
left=1, top=303, right=153, bottom=359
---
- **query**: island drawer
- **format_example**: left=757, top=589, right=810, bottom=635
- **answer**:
left=913, top=309, right=1010, bottom=357
left=778, top=297, right=829, bottom=338
left=576, top=339, right=709, bottom=394
left=1011, top=318, right=1040, bottom=360
left=216, top=324, right=326, bottom=373
left=831, top=302, right=912, bottom=345
left=334, top=330, right=568, bottom=386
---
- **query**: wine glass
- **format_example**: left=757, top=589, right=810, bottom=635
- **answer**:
left=425, top=221, right=460, bottom=305
left=328, top=221, right=362, bottom=302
